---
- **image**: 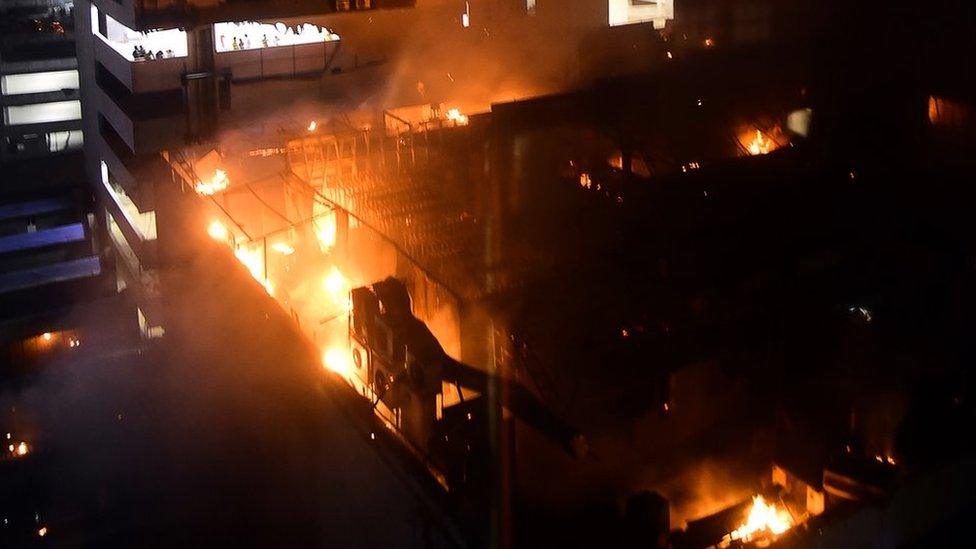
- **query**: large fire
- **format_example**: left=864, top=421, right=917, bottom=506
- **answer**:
left=234, top=244, right=274, bottom=295
left=324, top=266, right=352, bottom=312
left=208, top=220, right=229, bottom=241
left=746, top=130, right=775, bottom=156
left=723, top=495, right=793, bottom=546
left=271, top=242, right=295, bottom=255
left=323, top=347, right=353, bottom=377
left=196, top=169, right=230, bottom=196
left=314, top=213, right=337, bottom=252
left=445, top=108, right=469, bottom=125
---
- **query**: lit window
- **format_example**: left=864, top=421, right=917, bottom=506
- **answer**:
left=47, top=130, right=84, bottom=152
left=3, top=100, right=81, bottom=125
left=608, top=0, right=674, bottom=29
left=1, top=71, right=79, bottom=95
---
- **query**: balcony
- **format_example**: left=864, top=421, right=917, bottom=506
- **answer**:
left=94, top=66, right=185, bottom=155
left=105, top=208, right=163, bottom=330
left=90, top=3, right=188, bottom=93
left=93, top=34, right=186, bottom=93
left=98, top=161, right=159, bottom=269
left=91, top=0, right=409, bottom=32
left=215, top=41, right=338, bottom=81
left=94, top=126, right=157, bottom=213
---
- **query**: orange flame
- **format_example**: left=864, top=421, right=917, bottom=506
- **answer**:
left=8, top=441, right=29, bottom=458
left=445, top=108, right=469, bottom=125
left=723, top=495, right=793, bottom=546
left=234, top=245, right=274, bottom=295
left=579, top=173, right=592, bottom=189
left=196, top=169, right=229, bottom=196
left=208, top=220, right=229, bottom=241
left=323, top=346, right=353, bottom=377
left=314, top=212, right=337, bottom=253
left=747, top=130, right=776, bottom=156
left=323, top=266, right=352, bottom=312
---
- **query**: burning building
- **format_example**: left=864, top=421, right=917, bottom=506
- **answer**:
left=68, top=0, right=687, bottom=541
left=58, top=0, right=976, bottom=543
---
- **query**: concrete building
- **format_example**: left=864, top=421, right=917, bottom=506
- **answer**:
left=0, top=0, right=106, bottom=361
left=1, top=0, right=82, bottom=161
left=71, top=0, right=682, bottom=332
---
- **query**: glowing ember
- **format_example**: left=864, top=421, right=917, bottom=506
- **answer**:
left=323, top=347, right=353, bottom=377
left=747, top=130, right=775, bottom=156
left=8, top=441, right=29, bottom=458
left=445, top=108, right=469, bottom=125
left=196, top=169, right=229, bottom=196
left=875, top=454, right=897, bottom=465
left=579, top=173, right=592, bottom=189
left=271, top=242, right=295, bottom=255
left=308, top=120, right=317, bottom=132
left=724, top=495, right=793, bottom=546
left=208, top=220, right=229, bottom=241
left=38, top=526, right=47, bottom=537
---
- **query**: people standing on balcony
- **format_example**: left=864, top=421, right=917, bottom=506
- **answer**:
left=134, top=45, right=151, bottom=60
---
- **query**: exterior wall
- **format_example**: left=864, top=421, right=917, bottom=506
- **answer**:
left=93, top=35, right=186, bottom=93
left=0, top=0, right=82, bottom=161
